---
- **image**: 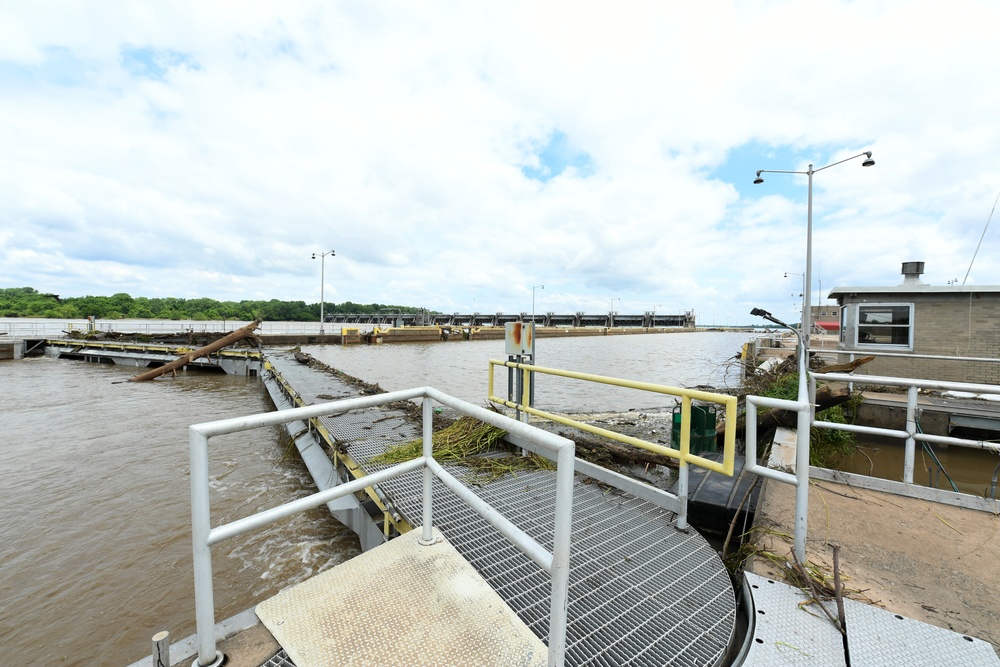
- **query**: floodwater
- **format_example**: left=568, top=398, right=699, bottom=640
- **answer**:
left=305, top=331, right=755, bottom=413
left=836, top=440, right=1000, bottom=498
left=0, top=357, right=360, bottom=666
left=307, top=331, right=1000, bottom=497
left=0, top=330, right=754, bottom=666
left=18, top=329, right=994, bottom=666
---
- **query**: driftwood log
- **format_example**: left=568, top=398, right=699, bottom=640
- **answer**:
left=723, top=354, right=875, bottom=443
left=558, top=430, right=676, bottom=468
left=816, top=355, right=875, bottom=374
left=128, top=320, right=261, bottom=382
left=716, top=384, right=853, bottom=446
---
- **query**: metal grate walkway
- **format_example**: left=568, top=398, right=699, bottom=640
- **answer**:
left=266, top=351, right=737, bottom=666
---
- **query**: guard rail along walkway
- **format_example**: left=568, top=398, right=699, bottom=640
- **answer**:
left=743, top=369, right=1000, bottom=565
left=189, top=387, right=575, bottom=667
left=488, top=359, right=738, bottom=531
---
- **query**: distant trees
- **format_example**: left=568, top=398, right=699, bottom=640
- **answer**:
left=0, top=287, right=426, bottom=321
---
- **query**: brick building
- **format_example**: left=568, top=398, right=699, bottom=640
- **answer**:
left=829, top=262, right=1000, bottom=385
left=811, top=304, right=842, bottom=332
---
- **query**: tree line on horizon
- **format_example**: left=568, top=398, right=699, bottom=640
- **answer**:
left=0, top=287, right=427, bottom=322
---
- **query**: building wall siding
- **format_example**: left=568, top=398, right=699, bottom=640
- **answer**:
left=837, top=291, right=1000, bottom=385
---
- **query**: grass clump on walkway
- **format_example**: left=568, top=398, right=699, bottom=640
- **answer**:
left=369, top=415, right=553, bottom=482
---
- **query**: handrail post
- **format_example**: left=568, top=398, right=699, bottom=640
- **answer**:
left=904, top=385, right=917, bottom=484
left=190, top=427, right=223, bottom=667
left=420, top=396, right=434, bottom=544
left=793, top=335, right=811, bottom=564
left=676, top=397, right=691, bottom=531
left=521, top=365, right=531, bottom=423
left=547, top=442, right=575, bottom=667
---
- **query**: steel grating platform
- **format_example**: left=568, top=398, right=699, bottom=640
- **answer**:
left=259, top=649, right=295, bottom=667
left=264, top=352, right=738, bottom=666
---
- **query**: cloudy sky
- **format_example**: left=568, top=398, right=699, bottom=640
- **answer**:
left=2, top=1, right=998, bottom=325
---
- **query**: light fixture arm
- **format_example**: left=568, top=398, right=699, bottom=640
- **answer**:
left=812, top=151, right=874, bottom=174
left=753, top=149, right=874, bottom=341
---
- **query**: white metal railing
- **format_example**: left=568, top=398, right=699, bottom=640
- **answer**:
left=811, top=373, right=1000, bottom=482
left=742, top=367, right=1000, bottom=563
left=743, top=334, right=813, bottom=563
left=189, top=387, right=575, bottom=667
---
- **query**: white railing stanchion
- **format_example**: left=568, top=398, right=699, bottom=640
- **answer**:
left=904, top=385, right=918, bottom=484
left=421, top=396, right=434, bottom=544
left=548, top=440, right=575, bottom=667
left=189, top=429, right=223, bottom=667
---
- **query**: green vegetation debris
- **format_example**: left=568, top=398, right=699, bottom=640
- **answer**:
left=368, top=416, right=554, bottom=482
left=752, top=370, right=863, bottom=467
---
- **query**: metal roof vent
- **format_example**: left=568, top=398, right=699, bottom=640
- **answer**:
left=901, top=261, right=926, bottom=285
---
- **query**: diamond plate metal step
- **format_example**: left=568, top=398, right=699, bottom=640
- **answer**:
left=256, top=528, right=547, bottom=667
left=742, top=572, right=1000, bottom=666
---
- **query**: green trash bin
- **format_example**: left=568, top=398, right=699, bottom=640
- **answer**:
left=671, top=405, right=718, bottom=455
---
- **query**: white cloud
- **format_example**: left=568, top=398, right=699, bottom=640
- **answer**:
left=1, top=0, right=999, bottom=324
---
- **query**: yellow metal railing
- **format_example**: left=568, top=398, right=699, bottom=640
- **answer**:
left=488, top=359, right=737, bottom=476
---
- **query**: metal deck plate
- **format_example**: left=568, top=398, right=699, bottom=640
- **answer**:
left=743, top=572, right=847, bottom=666
left=256, top=527, right=547, bottom=667
left=843, top=596, right=1000, bottom=666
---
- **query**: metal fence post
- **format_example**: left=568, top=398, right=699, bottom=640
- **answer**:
left=547, top=442, right=574, bottom=667
left=420, top=396, right=434, bottom=544
left=904, top=385, right=917, bottom=484
left=793, top=343, right=811, bottom=564
left=675, top=397, right=691, bottom=531
left=189, top=427, right=223, bottom=667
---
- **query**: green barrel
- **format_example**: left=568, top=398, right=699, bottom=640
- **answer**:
left=671, top=405, right=718, bottom=455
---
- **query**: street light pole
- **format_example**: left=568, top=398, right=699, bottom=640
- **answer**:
left=312, top=249, right=335, bottom=335
left=753, top=151, right=873, bottom=564
left=754, top=151, right=874, bottom=352
left=783, top=271, right=805, bottom=323
left=532, top=285, right=544, bottom=323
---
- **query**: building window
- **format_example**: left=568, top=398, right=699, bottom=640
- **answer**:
left=855, top=303, right=913, bottom=348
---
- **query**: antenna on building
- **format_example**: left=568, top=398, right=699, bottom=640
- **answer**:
left=962, top=189, right=1000, bottom=285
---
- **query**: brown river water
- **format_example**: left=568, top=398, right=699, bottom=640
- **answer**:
left=0, top=357, right=360, bottom=666
left=4, top=329, right=995, bottom=665
left=0, top=331, right=752, bottom=666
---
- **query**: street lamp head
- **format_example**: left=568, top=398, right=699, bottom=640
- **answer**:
left=311, top=253, right=316, bottom=259
left=753, top=170, right=764, bottom=185
left=862, top=151, right=875, bottom=167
